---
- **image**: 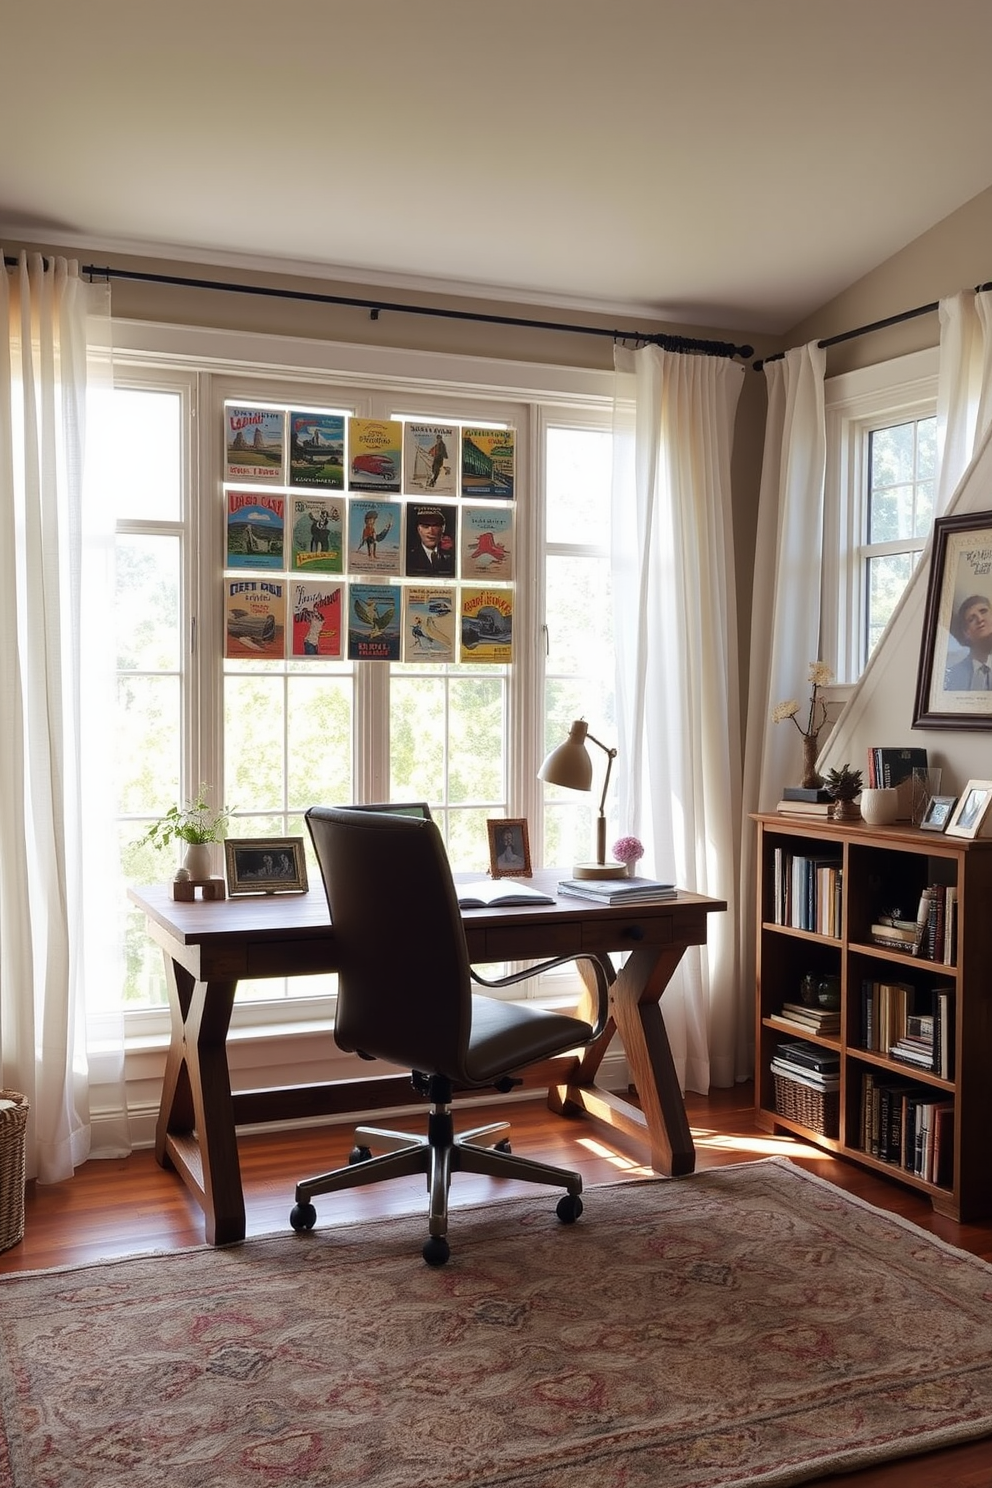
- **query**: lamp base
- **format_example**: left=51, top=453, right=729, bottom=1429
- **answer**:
left=571, top=861, right=629, bottom=880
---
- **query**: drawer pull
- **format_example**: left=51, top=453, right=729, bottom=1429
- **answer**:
left=623, top=924, right=644, bottom=941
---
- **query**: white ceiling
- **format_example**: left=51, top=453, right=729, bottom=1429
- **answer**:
left=4, top=0, right=992, bottom=335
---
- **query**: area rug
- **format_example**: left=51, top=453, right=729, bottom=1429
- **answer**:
left=2, top=1158, right=992, bottom=1488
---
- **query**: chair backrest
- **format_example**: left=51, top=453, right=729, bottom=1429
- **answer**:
left=306, top=806, right=473, bottom=1077
left=341, top=801, right=433, bottom=821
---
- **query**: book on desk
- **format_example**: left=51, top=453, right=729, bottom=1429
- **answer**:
left=456, top=880, right=556, bottom=908
left=557, top=876, right=677, bottom=905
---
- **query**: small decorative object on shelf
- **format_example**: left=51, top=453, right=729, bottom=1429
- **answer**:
left=611, top=835, right=645, bottom=878
left=824, top=763, right=863, bottom=822
left=773, top=661, right=836, bottom=789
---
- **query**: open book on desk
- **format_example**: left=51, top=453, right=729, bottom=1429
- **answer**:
left=456, top=879, right=556, bottom=909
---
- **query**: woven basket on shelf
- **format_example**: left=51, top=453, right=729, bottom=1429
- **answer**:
left=773, top=1072, right=839, bottom=1139
left=0, top=1090, right=29, bottom=1252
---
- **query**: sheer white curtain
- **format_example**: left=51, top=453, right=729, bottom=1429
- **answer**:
left=936, top=288, right=992, bottom=515
left=739, top=343, right=826, bottom=1072
left=0, top=250, right=128, bottom=1182
left=611, top=343, right=745, bottom=1092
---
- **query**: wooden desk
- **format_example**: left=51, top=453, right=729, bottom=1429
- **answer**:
left=129, top=874, right=725, bottom=1244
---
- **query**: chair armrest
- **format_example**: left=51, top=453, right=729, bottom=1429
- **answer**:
left=470, top=953, right=611, bottom=1040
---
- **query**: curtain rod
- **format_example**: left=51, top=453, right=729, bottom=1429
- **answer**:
left=2, top=255, right=753, bottom=360
left=752, top=281, right=992, bottom=372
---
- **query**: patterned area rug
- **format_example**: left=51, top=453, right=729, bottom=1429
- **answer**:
left=2, top=1157, right=992, bottom=1488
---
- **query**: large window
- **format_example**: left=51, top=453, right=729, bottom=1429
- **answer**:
left=108, top=340, right=613, bottom=1026
left=824, top=349, right=938, bottom=681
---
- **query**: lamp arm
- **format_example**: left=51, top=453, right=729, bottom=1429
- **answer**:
left=585, top=732, right=617, bottom=863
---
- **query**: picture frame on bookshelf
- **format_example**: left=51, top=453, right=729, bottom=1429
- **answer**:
left=487, top=818, right=532, bottom=878
left=913, top=508, right=992, bottom=730
left=919, top=794, right=958, bottom=832
left=945, top=780, right=992, bottom=839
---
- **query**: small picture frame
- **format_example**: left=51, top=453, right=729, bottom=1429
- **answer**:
left=919, top=795, right=958, bottom=833
left=487, top=818, right=532, bottom=878
left=945, top=780, right=992, bottom=839
left=225, top=837, right=309, bottom=895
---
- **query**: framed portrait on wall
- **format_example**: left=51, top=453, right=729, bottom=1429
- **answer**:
left=914, top=509, right=992, bottom=729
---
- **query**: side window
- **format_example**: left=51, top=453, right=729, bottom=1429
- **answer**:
left=823, top=350, right=938, bottom=682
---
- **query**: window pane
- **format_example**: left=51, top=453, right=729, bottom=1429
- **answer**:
left=116, top=534, right=181, bottom=671
left=866, top=551, right=914, bottom=657
left=870, top=421, right=915, bottom=489
left=110, top=388, right=182, bottom=522
left=224, top=673, right=287, bottom=812
left=286, top=674, right=353, bottom=810
left=546, top=427, right=612, bottom=544
left=117, top=675, right=182, bottom=815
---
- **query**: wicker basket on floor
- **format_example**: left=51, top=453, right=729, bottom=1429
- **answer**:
left=0, top=1091, right=29, bottom=1252
left=773, top=1072, right=839, bottom=1139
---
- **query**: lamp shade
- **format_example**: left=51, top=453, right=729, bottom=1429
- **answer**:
left=538, top=720, right=593, bottom=791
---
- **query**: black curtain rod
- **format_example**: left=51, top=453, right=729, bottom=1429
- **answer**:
left=2, top=256, right=753, bottom=360
left=752, top=281, right=992, bottom=372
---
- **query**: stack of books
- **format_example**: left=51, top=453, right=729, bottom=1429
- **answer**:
left=770, top=1039, right=841, bottom=1093
left=556, top=876, right=676, bottom=905
left=775, top=786, right=834, bottom=818
left=773, top=1000, right=841, bottom=1037
left=887, top=991, right=954, bottom=1078
left=859, top=1069, right=954, bottom=1185
left=869, top=911, right=923, bottom=955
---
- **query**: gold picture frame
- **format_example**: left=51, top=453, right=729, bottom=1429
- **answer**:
left=225, top=837, right=309, bottom=895
left=487, top=818, right=532, bottom=878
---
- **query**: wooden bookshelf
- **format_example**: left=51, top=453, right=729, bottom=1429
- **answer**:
left=754, top=813, right=992, bottom=1221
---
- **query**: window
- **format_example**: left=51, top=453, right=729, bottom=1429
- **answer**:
left=824, top=349, right=938, bottom=682
left=107, top=330, right=614, bottom=1030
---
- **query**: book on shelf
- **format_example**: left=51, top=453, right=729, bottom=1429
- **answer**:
left=869, top=923, right=919, bottom=952
left=778, top=1001, right=841, bottom=1031
left=774, top=1039, right=841, bottom=1074
left=781, top=785, right=834, bottom=803
left=866, top=746, right=928, bottom=789
left=556, top=876, right=676, bottom=905
left=456, top=880, right=555, bottom=908
left=776, top=800, right=834, bottom=817
left=770, top=1058, right=840, bottom=1093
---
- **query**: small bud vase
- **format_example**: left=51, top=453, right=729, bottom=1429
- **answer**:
left=800, top=734, right=822, bottom=790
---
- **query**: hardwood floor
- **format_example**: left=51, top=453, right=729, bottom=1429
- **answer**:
left=2, top=1082, right=991, bottom=1486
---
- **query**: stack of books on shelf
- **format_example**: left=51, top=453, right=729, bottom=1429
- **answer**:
left=776, top=786, right=834, bottom=818
left=770, top=847, right=842, bottom=935
left=556, top=876, right=676, bottom=905
left=770, top=1040, right=841, bottom=1136
left=773, top=1000, right=841, bottom=1037
left=869, top=910, right=922, bottom=954
left=860, top=979, right=955, bottom=1078
left=858, top=1069, right=954, bottom=1186
left=865, top=745, right=928, bottom=790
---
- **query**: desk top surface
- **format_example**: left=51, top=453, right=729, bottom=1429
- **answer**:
left=129, top=869, right=725, bottom=949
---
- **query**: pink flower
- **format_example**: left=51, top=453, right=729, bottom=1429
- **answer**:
left=612, top=835, right=644, bottom=865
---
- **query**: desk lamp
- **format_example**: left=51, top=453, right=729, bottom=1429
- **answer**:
left=538, top=719, right=627, bottom=879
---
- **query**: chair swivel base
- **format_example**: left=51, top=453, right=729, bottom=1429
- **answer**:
left=289, top=1109, right=583, bottom=1266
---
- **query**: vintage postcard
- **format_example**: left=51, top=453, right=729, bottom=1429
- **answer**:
left=289, top=580, right=344, bottom=659
left=289, top=411, right=345, bottom=488
left=347, top=582, right=402, bottom=661
left=405, top=501, right=458, bottom=578
left=226, top=491, right=285, bottom=570
left=461, top=427, right=515, bottom=499
left=225, top=406, right=284, bottom=482
left=403, top=422, right=458, bottom=496
left=348, top=498, right=402, bottom=574
left=225, top=578, right=286, bottom=659
left=348, top=418, right=403, bottom=493
left=460, top=586, right=513, bottom=663
left=461, top=504, right=514, bottom=579
left=290, top=497, right=344, bottom=573
left=403, top=586, right=455, bottom=663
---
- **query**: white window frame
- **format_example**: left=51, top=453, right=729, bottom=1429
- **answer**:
left=823, top=347, right=938, bottom=683
left=110, top=320, right=614, bottom=1047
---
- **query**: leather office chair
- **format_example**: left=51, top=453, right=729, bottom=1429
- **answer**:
left=291, top=806, right=610, bottom=1265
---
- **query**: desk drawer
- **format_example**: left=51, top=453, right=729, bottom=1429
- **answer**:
left=581, top=915, right=674, bottom=953
left=475, top=922, right=580, bottom=962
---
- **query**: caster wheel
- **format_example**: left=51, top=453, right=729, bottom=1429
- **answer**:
left=349, top=1145, right=373, bottom=1165
left=290, top=1201, right=317, bottom=1232
left=494, top=1138, right=512, bottom=1154
left=556, top=1193, right=583, bottom=1225
left=422, top=1235, right=451, bottom=1266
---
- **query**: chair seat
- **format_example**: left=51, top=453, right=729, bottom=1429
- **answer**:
left=465, top=994, right=594, bottom=1084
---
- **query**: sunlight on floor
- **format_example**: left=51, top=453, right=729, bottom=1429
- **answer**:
left=690, top=1127, right=832, bottom=1161
left=575, top=1138, right=654, bottom=1176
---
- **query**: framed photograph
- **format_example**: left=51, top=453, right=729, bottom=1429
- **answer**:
left=945, top=780, right=992, bottom=839
left=487, top=818, right=532, bottom=878
left=225, top=837, right=309, bottom=895
left=919, top=795, right=958, bottom=833
left=914, top=509, right=992, bottom=729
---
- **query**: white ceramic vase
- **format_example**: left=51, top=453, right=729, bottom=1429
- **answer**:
left=859, top=787, right=899, bottom=826
left=183, top=842, right=214, bottom=880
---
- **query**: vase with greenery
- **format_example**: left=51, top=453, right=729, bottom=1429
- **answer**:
left=772, top=661, right=835, bottom=789
left=137, top=785, right=231, bottom=878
